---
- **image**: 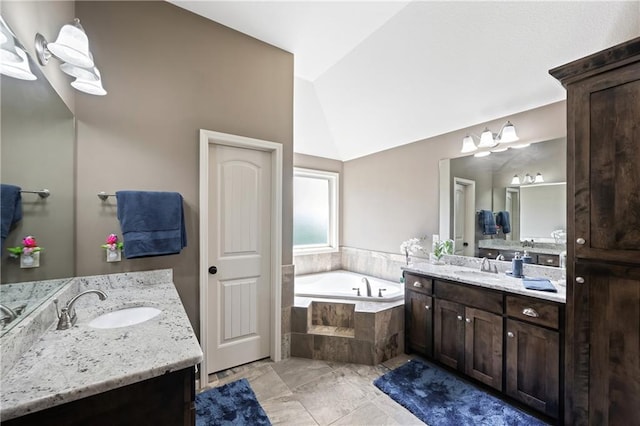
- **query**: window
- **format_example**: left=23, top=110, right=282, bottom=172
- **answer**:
left=293, top=168, right=339, bottom=253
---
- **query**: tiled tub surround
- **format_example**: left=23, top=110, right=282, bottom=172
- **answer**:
left=291, top=296, right=404, bottom=365
left=0, top=269, right=203, bottom=421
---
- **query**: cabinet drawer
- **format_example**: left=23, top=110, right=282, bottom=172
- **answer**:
left=435, top=280, right=503, bottom=314
left=405, top=273, right=432, bottom=295
left=506, top=295, right=559, bottom=329
left=537, top=254, right=559, bottom=267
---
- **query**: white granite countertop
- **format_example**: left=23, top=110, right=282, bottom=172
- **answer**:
left=403, top=262, right=566, bottom=304
left=0, top=270, right=203, bottom=421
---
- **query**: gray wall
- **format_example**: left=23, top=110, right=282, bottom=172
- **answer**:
left=342, top=101, right=566, bottom=254
left=74, top=1, right=294, bottom=334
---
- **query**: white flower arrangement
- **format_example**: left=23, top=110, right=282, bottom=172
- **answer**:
left=400, top=237, right=425, bottom=265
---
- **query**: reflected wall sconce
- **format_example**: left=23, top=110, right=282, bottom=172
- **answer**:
left=34, top=18, right=106, bottom=95
left=461, top=121, right=522, bottom=157
left=0, top=15, right=37, bottom=80
left=510, top=172, right=544, bottom=185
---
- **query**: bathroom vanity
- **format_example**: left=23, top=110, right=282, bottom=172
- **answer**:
left=403, top=261, right=565, bottom=421
left=0, top=269, right=203, bottom=425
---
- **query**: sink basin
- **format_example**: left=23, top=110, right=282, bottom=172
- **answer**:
left=453, top=270, right=502, bottom=280
left=88, top=306, right=161, bottom=329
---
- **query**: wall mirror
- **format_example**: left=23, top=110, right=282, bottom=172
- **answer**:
left=439, top=137, right=567, bottom=260
left=0, top=19, right=75, bottom=335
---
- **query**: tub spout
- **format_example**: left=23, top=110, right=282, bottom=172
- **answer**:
left=362, top=277, right=372, bottom=297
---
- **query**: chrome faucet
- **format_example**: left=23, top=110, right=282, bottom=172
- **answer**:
left=0, top=304, right=18, bottom=326
left=480, top=257, right=498, bottom=273
left=55, top=289, right=107, bottom=330
left=362, top=277, right=372, bottom=297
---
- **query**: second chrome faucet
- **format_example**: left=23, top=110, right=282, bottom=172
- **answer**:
left=55, top=289, right=108, bottom=330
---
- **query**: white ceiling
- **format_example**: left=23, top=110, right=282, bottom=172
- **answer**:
left=170, top=1, right=640, bottom=161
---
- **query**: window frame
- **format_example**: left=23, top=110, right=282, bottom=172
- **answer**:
left=293, top=167, right=339, bottom=255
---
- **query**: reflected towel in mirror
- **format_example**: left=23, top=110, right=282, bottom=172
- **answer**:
left=478, top=210, right=497, bottom=235
left=496, top=211, right=511, bottom=234
left=1, top=184, right=22, bottom=249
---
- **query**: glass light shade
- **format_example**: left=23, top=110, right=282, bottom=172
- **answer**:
left=523, top=173, right=534, bottom=184
left=0, top=30, right=21, bottom=64
left=510, top=175, right=520, bottom=185
left=498, top=121, right=519, bottom=143
left=71, top=67, right=106, bottom=95
left=511, top=142, right=531, bottom=149
left=473, top=150, right=491, bottom=158
left=534, top=172, right=544, bottom=183
left=461, top=135, right=477, bottom=153
left=478, top=128, right=495, bottom=148
left=47, top=19, right=94, bottom=68
left=0, top=31, right=6, bottom=44
left=0, top=46, right=37, bottom=80
left=491, top=146, right=508, bottom=153
left=60, top=62, right=99, bottom=81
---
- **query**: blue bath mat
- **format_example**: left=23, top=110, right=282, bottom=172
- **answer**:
left=196, top=378, right=271, bottom=426
left=374, top=360, right=547, bottom=426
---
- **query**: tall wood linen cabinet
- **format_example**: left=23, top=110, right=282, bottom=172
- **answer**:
left=550, top=37, right=640, bottom=425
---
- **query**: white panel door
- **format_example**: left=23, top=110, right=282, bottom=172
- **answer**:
left=208, top=144, right=271, bottom=374
left=453, top=183, right=466, bottom=256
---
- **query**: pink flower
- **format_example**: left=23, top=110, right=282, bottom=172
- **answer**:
left=23, top=236, right=37, bottom=248
left=106, top=234, right=118, bottom=245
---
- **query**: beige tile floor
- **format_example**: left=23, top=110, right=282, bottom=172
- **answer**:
left=201, top=354, right=425, bottom=425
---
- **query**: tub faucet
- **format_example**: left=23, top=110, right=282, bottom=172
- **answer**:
left=362, top=277, right=372, bottom=297
left=55, top=289, right=108, bottom=330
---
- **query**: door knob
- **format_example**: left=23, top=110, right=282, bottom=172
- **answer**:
left=576, top=276, right=585, bottom=284
left=576, top=238, right=586, bottom=245
left=208, top=266, right=218, bottom=275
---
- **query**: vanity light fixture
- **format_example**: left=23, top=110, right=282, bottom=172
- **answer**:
left=0, top=46, right=37, bottom=80
left=0, top=15, right=21, bottom=64
left=34, top=18, right=106, bottom=96
left=510, top=172, right=544, bottom=185
left=460, top=120, right=520, bottom=156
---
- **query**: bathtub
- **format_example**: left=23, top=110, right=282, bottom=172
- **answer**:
left=295, top=270, right=404, bottom=302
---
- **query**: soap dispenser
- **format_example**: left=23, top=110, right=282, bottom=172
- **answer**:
left=512, top=251, right=524, bottom=278
left=522, top=250, right=533, bottom=264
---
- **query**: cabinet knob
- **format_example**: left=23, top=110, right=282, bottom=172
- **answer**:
left=546, top=259, right=554, bottom=264
left=457, top=315, right=463, bottom=321
left=507, top=331, right=514, bottom=338
left=576, top=237, right=586, bottom=245
left=465, top=318, right=472, bottom=323
left=413, top=281, right=423, bottom=288
left=576, top=276, right=585, bottom=284
left=522, top=308, right=540, bottom=318
left=425, top=305, right=431, bottom=310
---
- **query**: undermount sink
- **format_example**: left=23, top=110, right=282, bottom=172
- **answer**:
left=453, top=270, right=502, bottom=280
left=88, top=306, right=161, bottom=329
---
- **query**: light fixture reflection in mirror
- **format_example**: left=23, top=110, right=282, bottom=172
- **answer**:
left=509, top=172, right=544, bottom=185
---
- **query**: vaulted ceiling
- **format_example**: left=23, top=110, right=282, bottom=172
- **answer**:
left=170, top=1, right=640, bottom=161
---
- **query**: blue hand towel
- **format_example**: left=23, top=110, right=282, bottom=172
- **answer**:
left=522, top=277, right=557, bottom=292
left=1, top=184, right=22, bottom=249
left=478, top=210, right=497, bottom=235
left=496, top=211, right=511, bottom=234
left=116, top=191, right=187, bottom=259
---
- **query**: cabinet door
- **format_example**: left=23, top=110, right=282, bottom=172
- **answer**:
left=569, top=262, right=640, bottom=425
left=572, top=61, right=640, bottom=264
left=506, top=319, right=559, bottom=418
left=406, top=291, right=433, bottom=357
left=464, top=307, right=503, bottom=391
left=434, top=299, right=464, bottom=370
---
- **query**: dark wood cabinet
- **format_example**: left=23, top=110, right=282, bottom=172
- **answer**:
left=506, top=319, right=560, bottom=418
left=4, top=367, right=196, bottom=426
left=550, top=36, right=640, bottom=425
left=404, top=273, right=434, bottom=358
left=434, top=295, right=503, bottom=391
left=434, top=298, right=465, bottom=370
